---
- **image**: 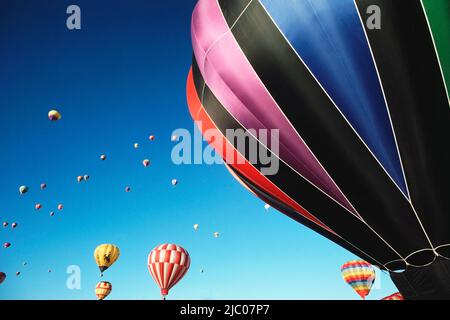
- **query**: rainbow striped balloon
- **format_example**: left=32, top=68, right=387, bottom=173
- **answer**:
left=341, top=260, right=375, bottom=299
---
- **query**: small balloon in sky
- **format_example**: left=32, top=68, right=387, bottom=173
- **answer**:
left=50, top=211, right=55, bottom=217
left=200, top=268, right=204, bottom=273
left=149, top=135, right=155, bottom=141
left=83, top=175, right=90, bottom=181
left=2, top=222, right=8, bottom=227
left=142, top=159, right=150, bottom=167
left=40, top=183, right=47, bottom=190
left=77, top=176, right=83, bottom=183
left=100, top=154, right=107, bottom=161
left=193, top=224, right=199, bottom=231
left=22, top=262, right=27, bottom=266
left=0, top=272, right=6, bottom=285
left=134, top=143, right=139, bottom=149
left=3, top=242, right=11, bottom=248
left=213, top=232, right=220, bottom=238
left=57, top=204, right=63, bottom=211
left=171, top=135, right=178, bottom=142
left=11, top=222, right=17, bottom=229
left=19, top=185, right=28, bottom=195
left=48, top=269, right=52, bottom=273
left=48, top=110, right=61, bottom=121
left=264, top=204, right=271, bottom=210
left=35, top=203, right=42, bottom=210
left=15, top=271, right=20, bottom=276
left=125, top=186, right=131, bottom=192
left=171, top=179, right=178, bottom=186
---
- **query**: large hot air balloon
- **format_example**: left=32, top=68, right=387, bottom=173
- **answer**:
left=147, top=244, right=190, bottom=299
left=341, top=260, right=375, bottom=299
left=95, top=281, right=112, bottom=300
left=94, top=244, right=120, bottom=276
left=0, top=272, right=6, bottom=285
left=188, top=0, right=450, bottom=299
left=381, top=292, right=404, bottom=300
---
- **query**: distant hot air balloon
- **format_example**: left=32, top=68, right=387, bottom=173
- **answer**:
left=94, top=244, right=120, bottom=276
left=200, top=268, right=204, bottom=273
left=381, top=292, right=404, bottom=300
left=100, top=154, right=107, bottom=161
left=57, top=204, right=63, bottom=211
left=19, top=185, right=28, bottom=195
left=22, top=262, right=27, bottom=266
left=264, top=204, right=270, bottom=210
left=0, top=272, right=6, bottom=285
left=40, top=183, right=47, bottom=190
left=171, top=135, right=178, bottom=142
left=15, top=272, right=20, bottom=276
left=11, top=222, right=17, bottom=229
left=48, top=269, right=52, bottom=273
left=193, top=224, right=199, bottom=231
left=2, top=222, right=8, bottom=227
left=142, top=159, right=150, bottom=167
left=95, top=281, right=112, bottom=300
left=148, top=244, right=190, bottom=299
left=77, top=176, right=83, bottom=183
left=3, top=243, right=11, bottom=249
left=35, top=204, right=42, bottom=210
left=171, top=179, right=178, bottom=186
left=149, top=135, right=155, bottom=141
left=49, top=211, right=55, bottom=217
left=341, top=260, right=375, bottom=299
left=125, top=186, right=131, bottom=192
left=134, top=143, right=139, bottom=149
left=213, top=232, right=219, bottom=238
left=48, top=110, right=61, bottom=121
left=83, top=175, right=90, bottom=181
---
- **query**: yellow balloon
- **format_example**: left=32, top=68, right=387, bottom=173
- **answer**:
left=48, top=110, right=61, bottom=121
left=94, top=244, right=120, bottom=276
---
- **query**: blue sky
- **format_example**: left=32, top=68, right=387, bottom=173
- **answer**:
left=0, top=0, right=398, bottom=300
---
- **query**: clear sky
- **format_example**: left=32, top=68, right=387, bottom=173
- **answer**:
left=0, top=0, right=398, bottom=300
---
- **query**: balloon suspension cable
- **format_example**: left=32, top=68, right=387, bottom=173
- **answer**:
left=162, top=295, right=166, bottom=301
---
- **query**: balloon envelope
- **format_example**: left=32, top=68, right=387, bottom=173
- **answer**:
left=341, top=260, right=375, bottom=299
left=48, top=110, right=61, bottom=121
left=94, top=244, right=120, bottom=275
left=95, top=281, right=112, bottom=300
left=0, top=272, right=6, bottom=284
left=19, top=185, right=28, bottom=195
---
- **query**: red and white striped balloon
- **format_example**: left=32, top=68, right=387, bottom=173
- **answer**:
left=147, top=244, right=190, bottom=297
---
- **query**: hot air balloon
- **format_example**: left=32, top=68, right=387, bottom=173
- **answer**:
left=48, top=110, right=61, bottom=121
left=35, top=204, right=42, bottom=210
left=23, top=262, right=27, bottom=266
left=171, top=179, right=178, bottom=186
left=381, top=292, right=404, bottom=300
left=48, top=269, right=52, bottom=273
left=19, top=185, right=28, bottom=195
left=15, top=272, right=20, bottom=276
left=40, top=183, right=47, bottom=190
left=77, top=176, right=83, bottom=183
left=100, top=154, right=106, bottom=161
left=188, top=0, right=450, bottom=299
left=95, top=281, right=112, bottom=300
left=50, top=211, right=55, bottom=217
left=94, top=244, right=120, bottom=276
left=264, top=204, right=270, bottom=211
left=193, top=224, right=199, bottom=231
left=57, top=204, right=63, bottom=210
left=341, top=260, right=376, bottom=299
left=125, top=186, right=131, bottom=192
left=147, top=244, right=190, bottom=299
left=0, top=272, right=6, bottom=285
left=83, top=175, right=90, bottom=181
left=171, top=135, right=178, bottom=142
left=3, top=243, right=11, bottom=249
left=142, top=159, right=150, bottom=167
left=134, top=143, right=139, bottom=149
left=149, top=135, right=155, bottom=141
left=2, top=222, right=8, bottom=227
left=213, top=232, right=219, bottom=239
left=11, top=222, right=17, bottom=229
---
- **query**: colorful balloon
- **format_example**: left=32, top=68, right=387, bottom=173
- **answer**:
left=57, top=204, right=63, bottom=210
left=100, top=154, right=106, bottom=161
left=134, top=143, right=139, bottom=149
left=48, top=110, right=61, bottom=121
left=77, top=176, right=83, bottom=183
left=35, top=204, right=42, bottom=210
left=193, top=224, right=199, bottom=231
left=341, top=260, right=375, bottom=299
left=0, top=272, right=6, bottom=285
left=49, top=211, right=55, bottom=217
left=94, top=244, right=120, bottom=276
left=171, top=179, right=178, bottom=186
left=83, top=175, right=90, bottom=181
left=15, top=272, right=20, bottom=276
left=95, top=281, right=112, bottom=300
left=149, top=135, right=155, bottom=141
left=40, top=183, right=47, bottom=190
left=381, top=292, right=404, bottom=300
left=11, top=222, right=17, bottom=229
left=3, top=243, right=11, bottom=248
left=19, top=185, right=28, bottom=195
left=188, top=0, right=450, bottom=299
left=142, top=159, right=150, bottom=167
left=125, top=186, right=131, bottom=192
left=213, top=232, right=219, bottom=238
left=147, top=244, right=190, bottom=298
left=2, top=222, right=8, bottom=227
